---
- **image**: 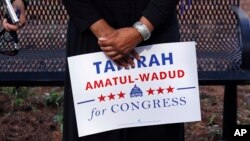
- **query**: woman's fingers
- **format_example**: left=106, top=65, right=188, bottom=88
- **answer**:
left=5, top=23, right=19, bottom=31
left=105, top=51, right=119, bottom=58
left=123, top=55, right=135, bottom=68
left=100, top=46, right=114, bottom=52
left=2, top=19, right=23, bottom=32
left=117, top=59, right=129, bottom=69
left=130, top=49, right=140, bottom=60
left=114, top=60, right=122, bottom=67
left=2, top=19, right=10, bottom=31
left=109, top=53, right=137, bottom=68
left=101, top=46, right=120, bottom=59
left=113, top=55, right=135, bottom=69
left=98, top=30, right=118, bottom=46
left=100, top=46, right=140, bottom=69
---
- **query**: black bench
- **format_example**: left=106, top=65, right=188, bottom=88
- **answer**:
left=178, top=0, right=250, bottom=140
left=1, top=0, right=250, bottom=140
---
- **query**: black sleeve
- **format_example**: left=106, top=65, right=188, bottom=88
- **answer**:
left=143, top=0, right=180, bottom=28
left=62, top=0, right=102, bottom=32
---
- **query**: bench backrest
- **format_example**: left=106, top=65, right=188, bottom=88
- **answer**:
left=178, top=0, right=240, bottom=71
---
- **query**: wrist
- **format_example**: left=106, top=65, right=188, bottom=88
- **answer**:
left=90, top=19, right=114, bottom=38
left=131, top=27, right=143, bottom=43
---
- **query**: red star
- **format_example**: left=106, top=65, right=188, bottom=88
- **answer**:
left=147, top=88, right=154, bottom=95
left=118, top=91, right=125, bottom=99
left=167, top=86, right=174, bottom=93
left=157, top=87, right=164, bottom=94
left=108, top=93, right=115, bottom=100
left=98, top=94, right=106, bottom=102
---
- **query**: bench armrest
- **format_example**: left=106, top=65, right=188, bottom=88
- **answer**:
left=231, top=6, right=250, bottom=70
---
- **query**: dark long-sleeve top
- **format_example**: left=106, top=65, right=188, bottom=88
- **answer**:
left=62, top=0, right=180, bottom=33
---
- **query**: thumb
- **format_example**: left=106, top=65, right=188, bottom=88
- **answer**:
left=99, top=30, right=118, bottom=41
left=98, top=37, right=108, bottom=41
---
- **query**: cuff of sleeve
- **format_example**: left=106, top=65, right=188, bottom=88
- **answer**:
left=142, top=6, right=165, bottom=28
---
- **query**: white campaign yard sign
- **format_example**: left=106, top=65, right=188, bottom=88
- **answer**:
left=68, top=42, right=201, bottom=137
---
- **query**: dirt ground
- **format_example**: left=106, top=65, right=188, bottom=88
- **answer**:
left=0, top=86, right=250, bottom=141
left=185, top=85, right=250, bottom=141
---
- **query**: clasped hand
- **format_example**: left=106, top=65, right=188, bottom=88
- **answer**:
left=98, top=27, right=143, bottom=68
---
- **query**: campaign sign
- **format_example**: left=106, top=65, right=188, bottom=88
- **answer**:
left=68, top=42, right=201, bottom=137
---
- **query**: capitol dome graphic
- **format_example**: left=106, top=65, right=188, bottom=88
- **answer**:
left=130, top=85, right=143, bottom=98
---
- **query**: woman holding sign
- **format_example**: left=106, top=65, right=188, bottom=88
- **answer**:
left=63, top=0, right=184, bottom=141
